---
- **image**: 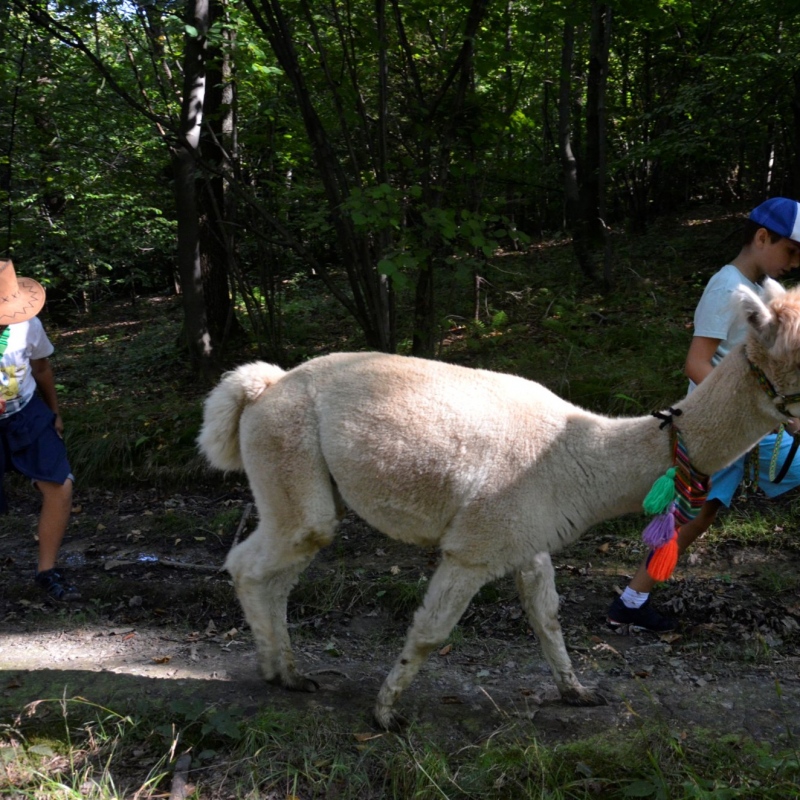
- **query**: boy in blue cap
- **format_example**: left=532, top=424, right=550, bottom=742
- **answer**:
left=608, top=198, right=800, bottom=631
left=0, top=259, right=78, bottom=601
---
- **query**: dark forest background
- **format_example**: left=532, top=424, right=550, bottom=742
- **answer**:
left=3, top=0, right=800, bottom=376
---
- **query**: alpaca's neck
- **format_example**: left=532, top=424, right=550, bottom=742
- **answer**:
left=563, top=413, right=673, bottom=526
left=676, top=345, right=785, bottom=476
left=567, top=344, right=786, bottom=529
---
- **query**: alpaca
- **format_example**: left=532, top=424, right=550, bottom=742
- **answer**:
left=198, top=279, right=800, bottom=730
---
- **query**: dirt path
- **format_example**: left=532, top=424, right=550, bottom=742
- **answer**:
left=2, top=486, right=800, bottom=749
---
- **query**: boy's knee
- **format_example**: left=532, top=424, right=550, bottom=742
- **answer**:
left=36, top=478, right=73, bottom=500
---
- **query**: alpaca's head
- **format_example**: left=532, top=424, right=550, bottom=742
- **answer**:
left=740, top=279, right=800, bottom=416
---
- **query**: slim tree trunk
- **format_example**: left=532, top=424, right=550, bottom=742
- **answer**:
left=243, top=0, right=389, bottom=350
left=199, top=0, right=237, bottom=346
left=558, top=19, right=594, bottom=280
left=582, top=3, right=610, bottom=241
left=583, top=1, right=612, bottom=289
left=173, top=0, right=214, bottom=374
left=791, top=68, right=800, bottom=197
left=1, top=27, right=26, bottom=256
left=411, top=0, right=490, bottom=356
left=375, top=0, right=395, bottom=350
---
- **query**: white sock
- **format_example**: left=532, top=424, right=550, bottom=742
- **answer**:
left=620, top=587, right=649, bottom=609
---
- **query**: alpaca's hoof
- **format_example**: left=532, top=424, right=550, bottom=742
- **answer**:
left=561, top=687, right=606, bottom=707
left=373, top=705, right=408, bottom=732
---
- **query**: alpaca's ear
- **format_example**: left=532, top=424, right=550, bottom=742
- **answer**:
left=738, top=285, right=778, bottom=348
left=760, top=277, right=786, bottom=304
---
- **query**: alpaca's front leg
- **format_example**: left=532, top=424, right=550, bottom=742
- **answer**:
left=374, top=558, right=490, bottom=731
left=226, top=532, right=318, bottom=693
left=515, top=554, right=605, bottom=706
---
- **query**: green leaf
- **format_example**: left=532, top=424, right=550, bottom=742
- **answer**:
left=205, top=711, right=242, bottom=740
left=28, top=744, right=57, bottom=757
left=623, top=780, right=658, bottom=798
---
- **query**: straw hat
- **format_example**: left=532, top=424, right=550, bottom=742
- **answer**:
left=0, top=260, right=45, bottom=326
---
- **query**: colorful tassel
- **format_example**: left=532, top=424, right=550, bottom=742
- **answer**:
left=642, top=467, right=677, bottom=514
left=641, top=503, right=676, bottom=547
left=646, top=530, right=679, bottom=581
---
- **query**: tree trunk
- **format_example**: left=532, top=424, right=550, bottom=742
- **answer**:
left=198, top=0, right=238, bottom=347
left=173, top=0, right=214, bottom=375
left=583, top=1, right=612, bottom=289
left=244, top=0, right=390, bottom=351
left=558, top=19, right=594, bottom=280
left=375, top=0, right=395, bottom=350
left=1, top=26, right=25, bottom=256
left=792, top=68, right=800, bottom=197
left=411, top=0, right=490, bottom=356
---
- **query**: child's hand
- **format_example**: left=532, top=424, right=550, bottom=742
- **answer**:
left=54, top=412, right=64, bottom=437
left=787, top=418, right=800, bottom=436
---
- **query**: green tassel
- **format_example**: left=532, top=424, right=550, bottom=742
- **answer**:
left=643, top=467, right=677, bottom=514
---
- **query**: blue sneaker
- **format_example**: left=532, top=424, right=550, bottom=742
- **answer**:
left=607, top=596, right=676, bottom=632
left=35, top=568, right=82, bottom=602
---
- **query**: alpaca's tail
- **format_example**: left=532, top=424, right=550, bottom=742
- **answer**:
left=197, top=361, right=286, bottom=471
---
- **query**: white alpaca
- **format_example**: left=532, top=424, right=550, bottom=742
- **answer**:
left=198, top=280, right=800, bottom=730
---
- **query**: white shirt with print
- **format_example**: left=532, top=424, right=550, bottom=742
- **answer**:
left=0, top=317, right=54, bottom=410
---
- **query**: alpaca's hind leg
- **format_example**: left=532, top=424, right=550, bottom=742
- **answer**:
left=226, top=517, right=335, bottom=693
left=515, top=553, right=605, bottom=706
left=374, top=556, right=490, bottom=731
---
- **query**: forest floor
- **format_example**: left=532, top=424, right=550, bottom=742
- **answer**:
left=1, top=481, right=800, bottom=760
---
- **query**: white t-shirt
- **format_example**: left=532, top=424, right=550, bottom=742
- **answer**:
left=693, top=264, right=761, bottom=368
left=0, top=317, right=54, bottom=412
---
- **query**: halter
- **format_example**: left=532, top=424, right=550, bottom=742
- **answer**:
left=748, top=359, right=800, bottom=417
left=745, top=358, right=800, bottom=488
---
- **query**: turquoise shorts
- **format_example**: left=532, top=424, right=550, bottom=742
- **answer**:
left=709, top=430, right=800, bottom=506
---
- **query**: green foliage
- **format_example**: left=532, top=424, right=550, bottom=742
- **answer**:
left=5, top=0, right=800, bottom=354
left=52, top=297, right=206, bottom=488
left=341, top=182, right=530, bottom=304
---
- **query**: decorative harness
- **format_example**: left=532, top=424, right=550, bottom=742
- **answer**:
left=640, top=359, right=800, bottom=582
left=747, top=360, right=800, bottom=418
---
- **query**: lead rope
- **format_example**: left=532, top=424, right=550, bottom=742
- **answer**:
left=768, top=426, right=784, bottom=482
left=753, top=423, right=799, bottom=487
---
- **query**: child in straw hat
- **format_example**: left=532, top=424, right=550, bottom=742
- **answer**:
left=0, top=259, right=78, bottom=601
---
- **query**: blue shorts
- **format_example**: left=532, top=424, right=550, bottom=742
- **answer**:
left=0, top=395, right=72, bottom=513
left=709, top=431, right=800, bottom=506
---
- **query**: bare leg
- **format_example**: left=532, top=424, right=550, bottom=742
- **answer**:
left=36, top=479, right=73, bottom=573
left=516, top=552, right=604, bottom=706
left=628, top=499, right=722, bottom=593
left=373, top=557, right=490, bottom=730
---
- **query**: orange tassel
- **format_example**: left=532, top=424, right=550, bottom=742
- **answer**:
left=646, top=529, right=679, bottom=582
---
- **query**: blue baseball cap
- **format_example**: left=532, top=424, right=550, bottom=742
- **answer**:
left=749, top=197, right=800, bottom=243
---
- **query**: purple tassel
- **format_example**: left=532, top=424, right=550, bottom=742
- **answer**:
left=642, top=503, right=676, bottom=548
